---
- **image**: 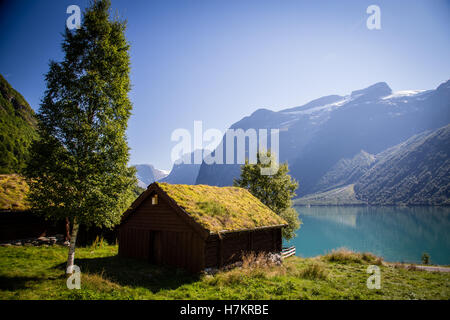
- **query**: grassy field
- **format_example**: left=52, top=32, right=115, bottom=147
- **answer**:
left=0, top=244, right=449, bottom=300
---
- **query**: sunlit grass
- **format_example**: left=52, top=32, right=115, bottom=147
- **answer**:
left=0, top=245, right=449, bottom=300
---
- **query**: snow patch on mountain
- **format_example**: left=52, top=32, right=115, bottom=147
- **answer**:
left=382, top=90, right=427, bottom=100
left=283, top=96, right=351, bottom=116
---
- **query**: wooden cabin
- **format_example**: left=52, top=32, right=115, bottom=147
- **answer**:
left=118, top=182, right=287, bottom=273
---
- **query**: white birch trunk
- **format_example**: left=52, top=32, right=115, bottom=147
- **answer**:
left=66, top=219, right=79, bottom=274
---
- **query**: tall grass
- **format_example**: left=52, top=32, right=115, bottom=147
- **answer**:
left=323, top=248, right=383, bottom=265
left=90, top=236, right=108, bottom=249
left=207, top=252, right=285, bottom=286
left=297, top=262, right=328, bottom=280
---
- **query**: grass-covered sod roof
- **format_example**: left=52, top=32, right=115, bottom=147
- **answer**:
left=157, top=183, right=287, bottom=233
left=0, top=174, right=30, bottom=211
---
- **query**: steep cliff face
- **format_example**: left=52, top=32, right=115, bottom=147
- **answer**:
left=295, top=125, right=450, bottom=206
left=354, top=124, right=450, bottom=205
left=0, top=74, right=37, bottom=174
left=160, top=150, right=202, bottom=185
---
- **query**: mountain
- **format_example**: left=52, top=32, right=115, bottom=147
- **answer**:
left=295, top=124, right=450, bottom=206
left=152, top=168, right=169, bottom=181
left=293, top=184, right=365, bottom=206
left=134, top=164, right=169, bottom=188
left=354, top=124, right=450, bottom=205
left=0, top=74, right=37, bottom=174
left=196, top=80, right=450, bottom=197
left=160, top=150, right=202, bottom=185
left=314, top=150, right=376, bottom=192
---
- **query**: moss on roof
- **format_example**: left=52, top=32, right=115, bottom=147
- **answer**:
left=156, top=182, right=287, bottom=233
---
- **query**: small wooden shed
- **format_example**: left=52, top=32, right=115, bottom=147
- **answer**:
left=118, top=182, right=287, bottom=273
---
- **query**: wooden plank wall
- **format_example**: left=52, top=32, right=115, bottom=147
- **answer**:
left=204, top=228, right=282, bottom=268
left=157, top=231, right=204, bottom=272
left=121, top=196, right=193, bottom=232
left=118, top=192, right=283, bottom=273
left=118, top=194, right=205, bottom=272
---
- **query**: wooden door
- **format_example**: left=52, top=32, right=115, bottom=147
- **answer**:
left=148, top=231, right=162, bottom=264
left=151, top=231, right=162, bottom=265
left=148, top=231, right=155, bottom=263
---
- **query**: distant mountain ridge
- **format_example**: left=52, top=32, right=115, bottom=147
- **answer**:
left=295, top=124, right=450, bottom=206
left=134, top=164, right=169, bottom=188
left=160, top=150, right=202, bottom=185
left=314, top=150, right=376, bottom=193
left=354, top=124, right=450, bottom=205
left=195, top=79, right=450, bottom=201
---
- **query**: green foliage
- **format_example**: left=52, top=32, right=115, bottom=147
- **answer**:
left=279, top=207, right=301, bottom=240
left=0, top=74, right=38, bottom=174
left=25, top=0, right=136, bottom=229
left=234, top=151, right=300, bottom=239
left=422, top=252, right=431, bottom=265
left=132, top=184, right=145, bottom=198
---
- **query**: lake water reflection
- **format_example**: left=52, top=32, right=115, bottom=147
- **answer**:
left=285, top=206, right=450, bottom=265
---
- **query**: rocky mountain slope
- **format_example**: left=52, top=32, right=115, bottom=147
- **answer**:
left=295, top=124, right=450, bottom=205
left=134, top=164, right=169, bottom=188
left=196, top=80, right=450, bottom=199
left=160, top=150, right=202, bottom=185
left=0, top=74, right=37, bottom=174
left=354, top=124, right=450, bottom=205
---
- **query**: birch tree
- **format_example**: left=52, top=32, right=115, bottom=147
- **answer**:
left=234, top=151, right=301, bottom=240
left=25, top=0, right=136, bottom=274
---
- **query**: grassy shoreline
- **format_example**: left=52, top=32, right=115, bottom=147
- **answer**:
left=0, top=245, right=449, bottom=300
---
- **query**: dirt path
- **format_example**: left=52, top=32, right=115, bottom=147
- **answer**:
left=414, top=265, right=450, bottom=272
left=383, top=262, right=450, bottom=273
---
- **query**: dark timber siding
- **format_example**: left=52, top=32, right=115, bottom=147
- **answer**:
left=119, top=189, right=283, bottom=273
left=119, top=194, right=205, bottom=273
left=204, top=228, right=282, bottom=268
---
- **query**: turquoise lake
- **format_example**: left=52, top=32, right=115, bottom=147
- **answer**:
left=286, top=206, right=450, bottom=265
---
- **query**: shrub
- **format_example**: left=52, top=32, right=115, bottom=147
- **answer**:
left=324, top=248, right=383, bottom=265
left=91, top=236, right=108, bottom=249
left=421, top=252, right=430, bottom=265
left=298, top=262, right=328, bottom=280
left=242, top=251, right=276, bottom=269
left=214, top=251, right=285, bottom=285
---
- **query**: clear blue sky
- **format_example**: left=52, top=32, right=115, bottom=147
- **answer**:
left=1, top=0, right=449, bottom=171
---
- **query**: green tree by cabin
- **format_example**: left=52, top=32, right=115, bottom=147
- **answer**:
left=25, top=0, right=136, bottom=274
left=234, top=151, right=301, bottom=240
